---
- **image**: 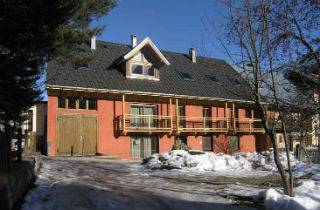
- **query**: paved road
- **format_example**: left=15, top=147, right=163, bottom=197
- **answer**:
left=21, top=157, right=269, bottom=210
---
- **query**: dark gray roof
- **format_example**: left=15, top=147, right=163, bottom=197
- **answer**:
left=47, top=40, right=254, bottom=102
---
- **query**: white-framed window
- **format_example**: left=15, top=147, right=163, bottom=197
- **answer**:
left=130, top=63, right=155, bottom=77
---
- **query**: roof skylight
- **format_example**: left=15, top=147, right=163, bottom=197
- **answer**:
left=206, top=74, right=219, bottom=82
left=179, top=72, right=193, bottom=81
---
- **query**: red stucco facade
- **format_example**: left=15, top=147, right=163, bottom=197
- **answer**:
left=47, top=94, right=268, bottom=159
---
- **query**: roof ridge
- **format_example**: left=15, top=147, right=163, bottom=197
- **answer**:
left=96, top=39, right=226, bottom=63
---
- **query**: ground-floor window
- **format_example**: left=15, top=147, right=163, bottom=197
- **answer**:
left=176, top=136, right=187, bottom=145
left=131, top=136, right=158, bottom=158
left=202, top=136, right=213, bottom=151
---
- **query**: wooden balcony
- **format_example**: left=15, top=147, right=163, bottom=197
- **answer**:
left=233, top=118, right=265, bottom=133
left=117, top=115, right=265, bottom=134
left=176, top=116, right=230, bottom=133
left=118, top=114, right=173, bottom=134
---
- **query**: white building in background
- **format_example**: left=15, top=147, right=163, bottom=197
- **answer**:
left=20, top=101, right=47, bottom=153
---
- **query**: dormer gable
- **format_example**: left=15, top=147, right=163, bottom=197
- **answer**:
left=121, top=36, right=170, bottom=81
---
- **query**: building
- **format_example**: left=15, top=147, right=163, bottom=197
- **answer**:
left=46, top=35, right=267, bottom=159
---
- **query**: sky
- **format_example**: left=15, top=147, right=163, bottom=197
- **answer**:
left=92, top=0, right=229, bottom=60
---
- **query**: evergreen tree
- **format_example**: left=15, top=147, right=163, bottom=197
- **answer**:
left=0, top=1, right=116, bottom=208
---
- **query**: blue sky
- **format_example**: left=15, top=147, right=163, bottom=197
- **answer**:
left=93, top=0, right=228, bottom=59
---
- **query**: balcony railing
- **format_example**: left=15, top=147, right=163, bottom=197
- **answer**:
left=117, top=115, right=265, bottom=134
left=118, top=114, right=173, bottom=133
left=176, top=116, right=230, bottom=133
left=234, top=118, right=265, bottom=133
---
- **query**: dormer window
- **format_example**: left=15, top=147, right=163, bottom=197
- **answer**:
left=121, top=36, right=170, bottom=81
left=131, top=63, right=155, bottom=77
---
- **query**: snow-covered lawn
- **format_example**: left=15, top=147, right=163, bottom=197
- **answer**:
left=144, top=150, right=320, bottom=210
left=22, top=156, right=275, bottom=210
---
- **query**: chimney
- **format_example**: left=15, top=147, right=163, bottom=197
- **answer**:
left=131, top=34, right=137, bottom=48
left=189, top=48, right=196, bottom=63
left=91, top=36, right=96, bottom=50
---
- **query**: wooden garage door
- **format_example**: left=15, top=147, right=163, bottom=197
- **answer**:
left=57, top=115, right=97, bottom=156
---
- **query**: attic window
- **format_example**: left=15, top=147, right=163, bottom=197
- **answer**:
left=206, top=74, right=219, bottom=82
left=130, top=63, right=155, bottom=77
left=75, top=61, right=89, bottom=69
left=229, top=77, right=241, bottom=86
left=232, top=79, right=241, bottom=86
left=179, top=72, right=193, bottom=81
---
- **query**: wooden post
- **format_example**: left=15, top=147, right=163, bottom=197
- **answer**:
left=176, top=98, right=179, bottom=132
left=232, top=103, right=236, bottom=130
left=169, top=98, right=173, bottom=131
left=225, top=102, right=229, bottom=130
left=250, top=109, right=254, bottom=132
left=122, top=94, right=125, bottom=131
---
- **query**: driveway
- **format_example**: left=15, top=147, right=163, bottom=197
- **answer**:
left=21, top=157, right=274, bottom=210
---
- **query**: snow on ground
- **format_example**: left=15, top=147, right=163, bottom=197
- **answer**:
left=265, top=180, right=320, bottom=210
left=143, top=150, right=320, bottom=210
left=22, top=157, right=267, bottom=210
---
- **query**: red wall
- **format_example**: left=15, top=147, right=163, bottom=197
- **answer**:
left=47, top=95, right=265, bottom=159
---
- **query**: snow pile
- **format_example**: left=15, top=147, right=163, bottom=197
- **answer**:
left=143, top=149, right=301, bottom=172
left=265, top=180, right=320, bottom=210
left=144, top=150, right=253, bottom=171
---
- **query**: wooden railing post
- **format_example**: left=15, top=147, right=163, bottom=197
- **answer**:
left=176, top=98, right=179, bottom=133
left=225, top=102, right=229, bottom=130
left=148, top=115, right=151, bottom=130
left=251, top=109, right=254, bottom=132
left=169, top=98, right=173, bottom=132
left=232, top=103, right=236, bottom=131
left=122, top=94, right=125, bottom=131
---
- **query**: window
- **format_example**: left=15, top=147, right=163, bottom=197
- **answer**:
left=179, top=72, right=193, bottom=80
left=202, top=136, right=213, bottom=151
left=176, top=136, right=187, bottom=145
left=130, top=104, right=157, bottom=128
left=203, top=107, right=211, bottom=128
left=145, top=65, right=155, bottom=76
left=229, top=77, right=241, bottom=86
left=58, top=97, right=66, bottom=108
left=131, top=63, right=155, bottom=77
left=68, top=97, right=77, bottom=109
left=57, top=97, right=97, bottom=110
left=245, top=109, right=251, bottom=118
left=79, top=97, right=86, bottom=109
left=206, top=74, right=219, bottom=82
left=131, top=136, right=158, bottom=158
left=88, top=99, right=97, bottom=110
left=278, top=135, right=284, bottom=143
left=131, top=64, right=143, bottom=74
left=178, top=105, right=185, bottom=128
left=75, top=61, right=89, bottom=69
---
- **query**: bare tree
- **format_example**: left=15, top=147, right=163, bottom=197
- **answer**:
left=220, top=0, right=295, bottom=196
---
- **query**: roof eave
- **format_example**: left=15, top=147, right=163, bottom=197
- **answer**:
left=46, top=84, right=256, bottom=104
left=123, top=37, right=170, bottom=66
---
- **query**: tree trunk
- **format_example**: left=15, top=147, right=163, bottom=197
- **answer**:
left=268, top=130, right=291, bottom=195
left=281, top=125, right=294, bottom=196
